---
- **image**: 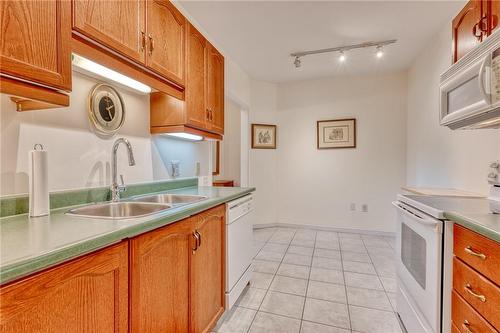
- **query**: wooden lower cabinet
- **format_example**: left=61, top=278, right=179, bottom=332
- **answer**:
left=0, top=206, right=225, bottom=333
left=130, top=205, right=226, bottom=333
left=0, top=242, right=129, bottom=333
left=130, top=219, right=193, bottom=333
left=191, top=205, right=226, bottom=333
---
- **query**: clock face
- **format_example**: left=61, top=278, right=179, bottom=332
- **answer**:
left=88, top=84, right=125, bottom=138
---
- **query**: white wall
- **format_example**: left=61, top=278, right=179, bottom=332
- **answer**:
left=0, top=72, right=210, bottom=196
left=249, top=80, right=279, bottom=225
left=216, top=98, right=241, bottom=185
left=407, top=25, right=500, bottom=194
left=274, top=73, right=407, bottom=232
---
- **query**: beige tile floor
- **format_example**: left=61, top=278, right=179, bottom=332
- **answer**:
left=213, top=227, right=404, bottom=333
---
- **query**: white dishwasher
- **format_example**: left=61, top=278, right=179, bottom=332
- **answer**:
left=226, top=194, right=254, bottom=309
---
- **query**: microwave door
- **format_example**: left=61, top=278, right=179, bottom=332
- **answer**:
left=440, top=56, right=491, bottom=125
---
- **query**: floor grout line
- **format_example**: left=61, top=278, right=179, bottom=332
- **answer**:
left=299, top=230, right=317, bottom=332
left=245, top=227, right=298, bottom=333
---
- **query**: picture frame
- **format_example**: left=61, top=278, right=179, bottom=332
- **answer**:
left=317, top=118, right=356, bottom=149
left=252, top=124, right=277, bottom=149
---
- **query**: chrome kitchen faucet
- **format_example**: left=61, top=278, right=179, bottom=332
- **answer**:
left=111, top=138, right=136, bottom=202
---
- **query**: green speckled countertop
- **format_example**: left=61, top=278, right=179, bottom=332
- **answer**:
left=445, top=211, right=500, bottom=242
left=0, top=185, right=255, bottom=285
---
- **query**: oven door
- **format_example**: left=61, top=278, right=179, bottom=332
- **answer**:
left=393, top=202, right=443, bottom=333
left=440, top=54, right=491, bottom=126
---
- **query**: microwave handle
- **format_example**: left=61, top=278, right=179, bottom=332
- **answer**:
left=478, top=56, right=490, bottom=103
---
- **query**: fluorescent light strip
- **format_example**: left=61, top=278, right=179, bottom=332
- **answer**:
left=72, top=54, right=152, bottom=94
left=165, top=133, right=204, bottom=141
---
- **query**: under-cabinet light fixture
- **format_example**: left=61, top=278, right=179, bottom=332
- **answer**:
left=165, top=133, right=204, bottom=141
left=72, top=54, right=152, bottom=94
left=290, top=39, right=396, bottom=68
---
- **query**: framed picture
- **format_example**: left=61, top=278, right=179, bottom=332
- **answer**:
left=252, top=124, right=277, bottom=149
left=317, top=118, right=356, bottom=149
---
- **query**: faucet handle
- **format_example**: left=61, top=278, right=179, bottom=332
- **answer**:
left=119, top=174, right=127, bottom=192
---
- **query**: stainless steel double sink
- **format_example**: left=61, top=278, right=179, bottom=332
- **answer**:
left=66, top=194, right=208, bottom=220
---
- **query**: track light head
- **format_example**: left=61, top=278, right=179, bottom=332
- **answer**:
left=294, top=56, right=301, bottom=68
left=338, top=50, right=346, bottom=62
left=375, top=45, right=384, bottom=58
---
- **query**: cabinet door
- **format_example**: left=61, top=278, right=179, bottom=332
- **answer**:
left=0, top=242, right=128, bottom=333
left=185, top=23, right=209, bottom=130
left=130, top=220, right=193, bottom=333
left=72, top=0, right=146, bottom=63
left=452, top=0, right=483, bottom=62
left=207, top=44, right=225, bottom=135
left=0, top=0, right=72, bottom=91
left=190, top=205, right=225, bottom=333
left=486, top=0, right=500, bottom=35
left=146, top=0, right=186, bottom=85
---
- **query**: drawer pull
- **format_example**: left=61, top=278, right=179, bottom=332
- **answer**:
left=464, top=246, right=486, bottom=260
left=464, top=284, right=486, bottom=302
left=462, top=320, right=474, bottom=333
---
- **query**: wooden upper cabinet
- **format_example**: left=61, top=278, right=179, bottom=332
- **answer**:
left=130, top=220, right=193, bottom=333
left=72, top=0, right=146, bottom=63
left=146, top=0, right=186, bottom=86
left=207, top=44, right=225, bottom=135
left=0, top=0, right=72, bottom=91
left=186, top=23, right=209, bottom=130
left=0, top=242, right=129, bottom=333
left=453, top=0, right=483, bottom=62
left=486, top=0, right=500, bottom=34
left=190, top=205, right=225, bottom=333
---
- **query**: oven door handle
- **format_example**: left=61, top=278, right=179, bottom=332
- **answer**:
left=392, top=201, right=440, bottom=226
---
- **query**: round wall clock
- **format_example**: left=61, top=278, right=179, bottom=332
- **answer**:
left=88, top=83, right=125, bottom=138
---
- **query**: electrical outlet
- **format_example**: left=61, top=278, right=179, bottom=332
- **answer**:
left=195, top=162, right=200, bottom=176
left=350, top=203, right=356, bottom=211
left=362, top=204, right=368, bottom=212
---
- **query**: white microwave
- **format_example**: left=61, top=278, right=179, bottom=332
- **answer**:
left=440, top=30, right=500, bottom=129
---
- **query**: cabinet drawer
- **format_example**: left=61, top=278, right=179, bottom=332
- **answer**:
left=452, top=290, right=498, bottom=333
left=453, top=224, right=500, bottom=285
left=453, top=257, right=500, bottom=329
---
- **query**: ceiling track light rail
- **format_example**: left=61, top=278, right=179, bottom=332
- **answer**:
left=290, top=39, right=397, bottom=67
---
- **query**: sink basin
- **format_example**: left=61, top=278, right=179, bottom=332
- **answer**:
left=130, top=194, right=208, bottom=205
left=67, top=202, right=171, bottom=220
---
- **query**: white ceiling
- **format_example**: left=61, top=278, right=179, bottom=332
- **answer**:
left=178, top=0, right=465, bottom=83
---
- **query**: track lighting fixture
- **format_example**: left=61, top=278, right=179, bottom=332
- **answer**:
left=290, top=39, right=396, bottom=69
left=294, top=56, right=301, bottom=68
left=338, top=50, right=346, bottom=62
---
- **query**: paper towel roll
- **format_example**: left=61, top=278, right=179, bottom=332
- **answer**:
left=29, top=145, right=49, bottom=217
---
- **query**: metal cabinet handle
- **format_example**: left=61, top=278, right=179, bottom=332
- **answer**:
left=462, top=320, right=474, bottom=333
left=192, top=232, right=199, bottom=252
left=464, top=284, right=486, bottom=302
left=464, top=246, right=486, bottom=260
left=148, top=34, right=154, bottom=55
left=206, top=108, right=210, bottom=120
left=473, top=22, right=483, bottom=41
left=140, top=31, right=146, bottom=52
left=196, top=230, right=201, bottom=247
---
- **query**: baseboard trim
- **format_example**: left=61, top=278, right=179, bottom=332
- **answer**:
left=253, top=222, right=395, bottom=237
